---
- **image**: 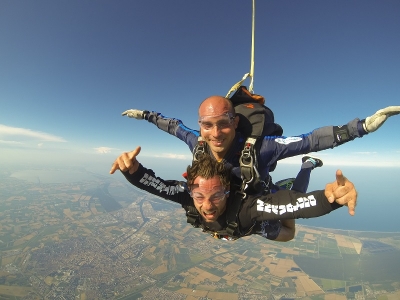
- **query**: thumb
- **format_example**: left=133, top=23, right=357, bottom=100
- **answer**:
left=326, top=169, right=344, bottom=203
left=335, top=169, right=345, bottom=186
left=129, top=146, right=141, bottom=160
left=379, top=106, right=400, bottom=117
left=127, top=146, right=142, bottom=174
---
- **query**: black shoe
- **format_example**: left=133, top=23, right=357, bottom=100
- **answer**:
left=302, top=156, right=323, bottom=168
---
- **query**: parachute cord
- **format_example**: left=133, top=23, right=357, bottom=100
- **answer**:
left=248, top=0, right=255, bottom=93
left=226, top=0, right=256, bottom=98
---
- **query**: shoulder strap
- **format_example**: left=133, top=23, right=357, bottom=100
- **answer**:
left=192, top=136, right=207, bottom=162
left=225, top=190, right=246, bottom=237
left=184, top=205, right=201, bottom=228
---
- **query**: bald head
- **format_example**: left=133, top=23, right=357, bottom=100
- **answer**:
left=197, top=96, right=239, bottom=161
left=198, top=96, right=235, bottom=118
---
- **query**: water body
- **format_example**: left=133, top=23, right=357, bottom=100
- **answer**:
left=294, top=250, right=400, bottom=282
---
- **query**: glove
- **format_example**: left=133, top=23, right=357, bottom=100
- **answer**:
left=363, top=106, right=400, bottom=133
left=121, top=109, right=146, bottom=119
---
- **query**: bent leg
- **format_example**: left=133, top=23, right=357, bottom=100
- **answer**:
left=292, top=167, right=311, bottom=193
left=292, top=156, right=323, bottom=193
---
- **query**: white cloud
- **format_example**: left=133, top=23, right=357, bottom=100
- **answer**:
left=0, top=124, right=66, bottom=143
left=352, top=151, right=378, bottom=155
left=92, top=146, right=190, bottom=160
left=94, top=147, right=115, bottom=154
left=0, top=140, right=23, bottom=144
left=153, top=153, right=190, bottom=160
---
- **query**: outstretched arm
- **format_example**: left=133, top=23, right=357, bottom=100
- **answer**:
left=310, top=105, right=400, bottom=148
left=110, top=147, right=189, bottom=205
left=256, top=171, right=356, bottom=242
left=259, top=106, right=400, bottom=167
left=245, top=170, right=358, bottom=227
left=122, top=109, right=199, bottom=151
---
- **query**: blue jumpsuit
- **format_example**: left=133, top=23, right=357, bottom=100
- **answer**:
left=144, top=111, right=367, bottom=191
left=122, top=163, right=343, bottom=240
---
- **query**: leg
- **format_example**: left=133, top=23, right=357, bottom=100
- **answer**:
left=291, top=156, right=323, bottom=193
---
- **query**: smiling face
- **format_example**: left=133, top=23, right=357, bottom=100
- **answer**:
left=198, top=96, right=239, bottom=161
left=190, top=175, right=229, bottom=223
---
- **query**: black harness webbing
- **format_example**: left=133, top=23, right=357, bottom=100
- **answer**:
left=225, top=190, right=246, bottom=236
left=187, top=86, right=283, bottom=239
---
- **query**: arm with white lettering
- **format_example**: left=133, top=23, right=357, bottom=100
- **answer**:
left=251, top=190, right=341, bottom=221
left=121, top=163, right=191, bottom=206
left=248, top=192, right=337, bottom=241
left=110, top=147, right=192, bottom=206
left=241, top=170, right=356, bottom=227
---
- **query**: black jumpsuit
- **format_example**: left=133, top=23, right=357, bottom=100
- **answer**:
left=122, top=164, right=342, bottom=240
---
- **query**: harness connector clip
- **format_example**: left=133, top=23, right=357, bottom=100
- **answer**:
left=240, top=137, right=257, bottom=184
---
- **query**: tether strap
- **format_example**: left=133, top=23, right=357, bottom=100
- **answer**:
left=239, top=137, right=257, bottom=185
left=186, top=206, right=200, bottom=227
left=226, top=0, right=256, bottom=98
left=226, top=190, right=246, bottom=236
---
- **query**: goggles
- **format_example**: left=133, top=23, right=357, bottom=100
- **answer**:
left=198, top=112, right=235, bottom=131
left=189, top=187, right=230, bottom=204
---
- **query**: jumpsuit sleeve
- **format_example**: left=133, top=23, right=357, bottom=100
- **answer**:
left=121, top=163, right=191, bottom=206
left=242, top=189, right=342, bottom=226
left=144, top=111, right=200, bottom=152
left=258, top=118, right=368, bottom=165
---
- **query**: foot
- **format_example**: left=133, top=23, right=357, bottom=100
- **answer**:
left=302, top=156, right=323, bottom=169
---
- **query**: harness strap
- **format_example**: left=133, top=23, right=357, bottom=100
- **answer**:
left=185, top=206, right=201, bottom=228
left=193, top=136, right=206, bottom=161
left=225, top=190, right=246, bottom=237
left=239, top=137, right=257, bottom=185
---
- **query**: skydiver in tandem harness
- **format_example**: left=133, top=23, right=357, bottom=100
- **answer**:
left=122, top=87, right=326, bottom=240
left=117, top=0, right=400, bottom=240
left=120, top=90, right=400, bottom=241
left=110, top=146, right=358, bottom=241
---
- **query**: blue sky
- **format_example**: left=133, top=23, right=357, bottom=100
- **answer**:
left=1, top=0, right=399, bottom=179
